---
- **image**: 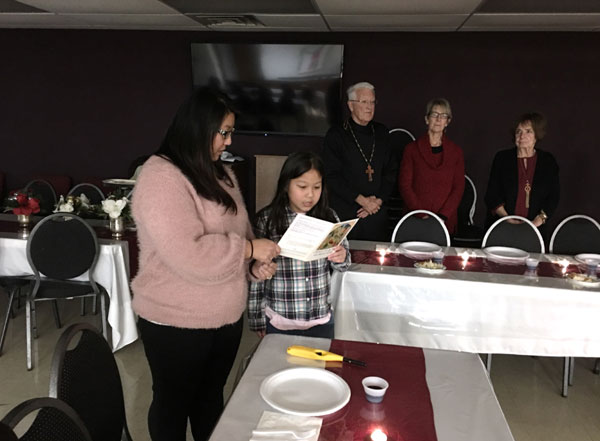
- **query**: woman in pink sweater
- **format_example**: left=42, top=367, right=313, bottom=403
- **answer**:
left=131, top=88, right=279, bottom=441
left=398, top=98, right=465, bottom=234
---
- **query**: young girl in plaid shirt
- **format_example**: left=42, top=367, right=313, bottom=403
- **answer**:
left=248, top=152, right=351, bottom=339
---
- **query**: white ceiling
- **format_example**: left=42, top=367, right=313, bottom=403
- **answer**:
left=1, top=0, right=600, bottom=31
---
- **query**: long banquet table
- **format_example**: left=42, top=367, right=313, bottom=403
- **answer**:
left=209, top=334, right=514, bottom=441
left=332, top=240, right=600, bottom=357
left=0, top=231, right=138, bottom=351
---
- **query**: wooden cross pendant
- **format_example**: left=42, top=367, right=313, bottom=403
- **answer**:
left=365, top=165, right=374, bottom=182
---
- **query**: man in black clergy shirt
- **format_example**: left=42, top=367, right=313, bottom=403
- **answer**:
left=322, top=81, right=396, bottom=241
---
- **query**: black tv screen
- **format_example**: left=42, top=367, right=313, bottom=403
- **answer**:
left=191, top=43, right=344, bottom=136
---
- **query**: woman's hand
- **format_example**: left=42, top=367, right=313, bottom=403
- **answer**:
left=256, top=330, right=266, bottom=338
left=249, top=238, right=280, bottom=263
left=327, top=245, right=347, bottom=263
left=251, top=260, right=277, bottom=280
left=531, top=215, right=544, bottom=227
left=355, top=195, right=382, bottom=217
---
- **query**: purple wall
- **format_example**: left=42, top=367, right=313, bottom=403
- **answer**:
left=1, top=29, right=598, bottom=229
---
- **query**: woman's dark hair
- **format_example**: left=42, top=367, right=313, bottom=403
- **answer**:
left=155, top=87, right=237, bottom=213
left=512, top=112, right=547, bottom=142
left=264, top=151, right=336, bottom=236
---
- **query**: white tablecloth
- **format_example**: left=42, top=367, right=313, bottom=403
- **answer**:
left=209, top=334, right=514, bottom=441
left=0, top=234, right=138, bottom=351
left=332, top=241, right=600, bottom=357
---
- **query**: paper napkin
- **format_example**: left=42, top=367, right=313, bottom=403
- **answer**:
left=249, top=410, right=322, bottom=441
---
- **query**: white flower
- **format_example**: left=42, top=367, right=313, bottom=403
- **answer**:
left=78, top=193, right=90, bottom=209
left=54, top=196, right=74, bottom=213
left=102, top=197, right=128, bottom=219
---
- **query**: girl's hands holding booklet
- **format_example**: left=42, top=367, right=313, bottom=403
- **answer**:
left=327, top=245, right=347, bottom=263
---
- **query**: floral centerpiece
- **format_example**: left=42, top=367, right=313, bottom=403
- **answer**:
left=100, top=191, right=131, bottom=238
left=4, top=191, right=41, bottom=216
left=101, top=195, right=130, bottom=220
left=54, top=194, right=92, bottom=215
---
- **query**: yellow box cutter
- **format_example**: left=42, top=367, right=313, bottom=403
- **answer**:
left=287, top=345, right=366, bottom=367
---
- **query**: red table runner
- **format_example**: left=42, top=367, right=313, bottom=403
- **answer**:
left=321, top=340, right=437, bottom=441
left=350, top=249, right=582, bottom=279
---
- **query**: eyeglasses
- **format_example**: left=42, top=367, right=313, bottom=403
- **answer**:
left=217, top=128, right=235, bottom=139
left=349, top=100, right=377, bottom=106
left=429, top=112, right=450, bottom=120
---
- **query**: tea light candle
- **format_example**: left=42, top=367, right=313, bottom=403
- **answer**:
left=461, top=251, right=470, bottom=269
left=558, top=259, right=570, bottom=275
left=371, top=429, right=387, bottom=441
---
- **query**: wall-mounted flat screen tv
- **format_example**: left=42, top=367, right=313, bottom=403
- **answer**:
left=191, top=43, right=344, bottom=136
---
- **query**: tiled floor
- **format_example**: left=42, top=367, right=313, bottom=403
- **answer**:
left=1, top=297, right=600, bottom=440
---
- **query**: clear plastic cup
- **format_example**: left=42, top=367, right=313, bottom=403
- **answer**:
left=585, top=259, right=599, bottom=277
left=362, top=376, right=389, bottom=404
left=432, top=251, right=444, bottom=265
left=525, top=258, right=539, bottom=272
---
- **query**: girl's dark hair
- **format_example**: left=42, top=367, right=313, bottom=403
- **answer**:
left=264, top=151, right=336, bottom=236
left=155, top=87, right=237, bottom=213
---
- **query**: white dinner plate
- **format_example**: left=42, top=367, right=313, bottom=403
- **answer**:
left=103, top=178, right=136, bottom=186
left=414, top=262, right=446, bottom=275
left=398, top=241, right=441, bottom=258
left=483, top=246, right=529, bottom=263
left=259, top=367, right=350, bottom=416
left=575, top=254, right=600, bottom=266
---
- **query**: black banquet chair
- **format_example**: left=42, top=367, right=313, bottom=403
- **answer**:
left=453, top=175, right=484, bottom=248
left=549, top=214, right=600, bottom=256
left=24, top=213, right=108, bottom=370
left=50, top=322, right=133, bottom=441
left=1, top=397, right=92, bottom=441
left=480, top=215, right=544, bottom=375
left=549, top=214, right=600, bottom=396
left=0, top=277, right=32, bottom=356
left=481, top=215, right=545, bottom=253
left=386, top=127, right=416, bottom=237
left=391, top=209, right=450, bottom=246
left=24, top=179, right=57, bottom=215
left=68, top=183, right=106, bottom=205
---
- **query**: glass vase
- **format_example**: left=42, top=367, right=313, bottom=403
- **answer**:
left=17, top=214, right=31, bottom=238
left=109, top=216, right=125, bottom=239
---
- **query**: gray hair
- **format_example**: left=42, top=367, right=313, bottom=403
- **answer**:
left=347, top=82, right=375, bottom=101
left=425, top=98, right=452, bottom=119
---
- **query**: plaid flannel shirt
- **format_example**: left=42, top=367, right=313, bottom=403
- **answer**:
left=247, top=206, right=351, bottom=332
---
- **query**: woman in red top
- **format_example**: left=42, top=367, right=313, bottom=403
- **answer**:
left=398, top=98, right=465, bottom=234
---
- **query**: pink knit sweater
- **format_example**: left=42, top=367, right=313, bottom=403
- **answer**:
left=131, top=155, right=253, bottom=329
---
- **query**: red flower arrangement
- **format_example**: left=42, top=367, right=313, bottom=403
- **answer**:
left=5, top=191, right=41, bottom=216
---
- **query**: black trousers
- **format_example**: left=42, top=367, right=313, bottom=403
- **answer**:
left=139, top=316, right=243, bottom=441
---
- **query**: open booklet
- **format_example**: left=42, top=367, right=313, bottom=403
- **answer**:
left=277, top=214, right=358, bottom=262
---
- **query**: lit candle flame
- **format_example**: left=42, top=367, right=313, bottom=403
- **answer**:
left=559, top=259, right=570, bottom=275
left=461, top=251, right=469, bottom=269
left=378, top=249, right=386, bottom=265
left=371, top=428, right=387, bottom=441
